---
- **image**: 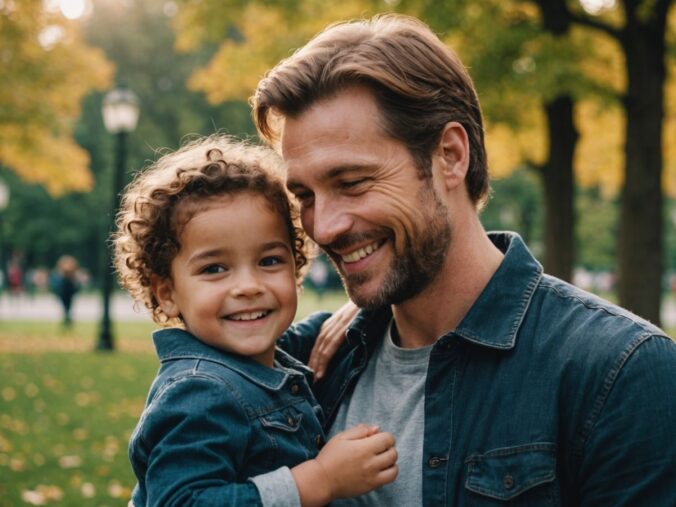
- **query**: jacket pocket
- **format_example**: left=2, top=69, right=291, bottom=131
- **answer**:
left=465, top=443, right=558, bottom=506
left=259, top=407, right=304, bottom=432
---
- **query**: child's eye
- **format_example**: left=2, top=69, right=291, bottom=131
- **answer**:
left=201, top=264, right=226, bottom=274
left=260, top=256, right=284, bottom=267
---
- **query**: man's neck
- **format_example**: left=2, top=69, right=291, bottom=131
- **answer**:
left=391, top=222, right=503, bottom=348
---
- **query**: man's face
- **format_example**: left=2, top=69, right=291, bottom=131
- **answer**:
left=282, top=86, right=451, bottom=309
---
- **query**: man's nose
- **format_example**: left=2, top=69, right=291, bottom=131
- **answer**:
left=306, top=197, right=353, bottom=247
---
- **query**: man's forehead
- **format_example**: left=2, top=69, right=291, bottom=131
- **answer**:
left=282, top=87, right=382, bottom=143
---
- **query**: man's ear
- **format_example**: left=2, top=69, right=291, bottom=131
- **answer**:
left=434, top=121, right=470, bottom=192
left=151, top=276, right=180, bottom=318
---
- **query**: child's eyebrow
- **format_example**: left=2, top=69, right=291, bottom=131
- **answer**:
left=187, top=248, right=225, bottom=265
left=261, top=240, right=292, bottom=252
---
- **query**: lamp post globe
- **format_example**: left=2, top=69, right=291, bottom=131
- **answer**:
left=98, top=87, right=139, bottom=351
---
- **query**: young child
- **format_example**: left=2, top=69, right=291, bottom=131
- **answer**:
left=113, top=135, right=398, bottom=507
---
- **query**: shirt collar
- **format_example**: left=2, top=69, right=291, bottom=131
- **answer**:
left=152, top=328, right=310, bottom=391
left=347, top=232, right=542, bottom=351
left=453, top=232, right=542, bottom=349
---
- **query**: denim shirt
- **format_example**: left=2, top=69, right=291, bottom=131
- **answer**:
left=130, top=316, right=329, bottom=507
left=280, top=232, right=676, bottom=506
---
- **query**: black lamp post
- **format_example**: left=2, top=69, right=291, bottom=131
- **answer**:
left=0, top=179, right=9, bottom=290
left=97, top=87, right=139, bottom=351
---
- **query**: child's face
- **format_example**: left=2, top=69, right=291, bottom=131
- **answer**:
left=154, top=192, right=298, bottom=367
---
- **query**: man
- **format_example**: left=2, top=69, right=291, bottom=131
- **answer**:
left=255, top=14, right=676, bottom=506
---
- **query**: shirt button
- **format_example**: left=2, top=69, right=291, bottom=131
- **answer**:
left=503, top=474, right=514, bottom=489
left=428, top=456, right=442, bottom=468
left=315, top=434, right=323, bottom=447
left=286, top=416, right=295, bottom=426
left=290, top=384, right=300, bottom=394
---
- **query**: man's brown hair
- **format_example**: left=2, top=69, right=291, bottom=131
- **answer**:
left=252, top=13, right=489, bottom=207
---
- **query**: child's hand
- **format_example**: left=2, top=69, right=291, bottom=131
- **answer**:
left=316, top=424, right=398, bottom=499
left=310, top=300, right=360, bottom=380
left=292, top=424, right=397, bottom=506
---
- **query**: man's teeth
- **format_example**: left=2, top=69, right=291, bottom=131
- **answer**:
left=341, top=241, right=381, bottom=263
left=228, top=311, right=269, bottom=321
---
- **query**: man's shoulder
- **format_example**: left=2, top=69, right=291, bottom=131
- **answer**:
left=527, top=274, right=671, bottom=367
left=536, top=274, right=665, bottom=336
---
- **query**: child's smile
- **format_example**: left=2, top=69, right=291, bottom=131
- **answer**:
left=225, top=310, right=271, bottom=321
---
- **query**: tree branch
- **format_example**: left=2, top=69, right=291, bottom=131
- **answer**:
left=568, top=12, right=621, bottom=40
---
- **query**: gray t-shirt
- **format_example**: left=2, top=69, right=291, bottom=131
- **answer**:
left=328, top=320, right=432, bottom=506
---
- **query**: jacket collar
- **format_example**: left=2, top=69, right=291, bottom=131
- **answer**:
left=453, top=232, right=542, bottom=349
left=347, top=232, right=542, bottom=351
left=152, top=328, right=312, bottom=391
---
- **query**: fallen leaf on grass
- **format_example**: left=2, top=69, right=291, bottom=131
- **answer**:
left=24, top=383, right=40, bottom=398
left=10, top=456, right=25, bottom=471
left=2, top=386, right=16, bottom=401
left=0, top=434, right=13, bottom=452
left=107, top=480, right=130, bottom=498
left=81, top=482, right=96, bottom=498
left=20, top=485, right=63, bottom=505
left=72, top=428, right=88, bottom=440
left=58, top=455, right=82, bottom=468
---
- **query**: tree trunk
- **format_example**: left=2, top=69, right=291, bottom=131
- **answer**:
left=533, top=1, right=578, bottom=282
left=617, top=9, right=667, bottom=326
left=539, top=96, right=578, bottom=282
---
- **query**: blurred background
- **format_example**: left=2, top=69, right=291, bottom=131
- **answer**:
left=0, top=0, right=675, bottom=505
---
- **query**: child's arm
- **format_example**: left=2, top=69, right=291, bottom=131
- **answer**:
left=291, top=424, right=398, bottom=507
left=134, top=376, right=265, bottom=506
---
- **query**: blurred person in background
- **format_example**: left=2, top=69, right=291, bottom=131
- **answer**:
left=53, top=255, right=80, bottom=328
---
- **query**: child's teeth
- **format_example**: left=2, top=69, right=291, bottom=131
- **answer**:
left=230, top=311, right=267, bottom=321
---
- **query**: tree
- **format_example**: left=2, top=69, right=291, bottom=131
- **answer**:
left=0, top=0, right=113, bottom=195
left=563, top=0, right=673, bottom=325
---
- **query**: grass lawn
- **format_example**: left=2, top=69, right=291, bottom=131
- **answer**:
left=0, top=290, right=348, bottom=507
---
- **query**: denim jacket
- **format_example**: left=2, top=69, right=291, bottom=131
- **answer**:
left=130, top=318, right=329, bottom=507
left=280, top=232, right=676, bottom=506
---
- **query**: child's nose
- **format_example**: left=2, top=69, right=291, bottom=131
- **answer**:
left=231, top=271, right=264, bottom=297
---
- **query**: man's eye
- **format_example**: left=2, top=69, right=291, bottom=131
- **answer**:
left=260, top=256, right=284, bottom=267
left=202, top=264, right=226, bottom=274
left=294, top=191, right=314, bottom=206
left=341, top=179, right=367, bottom=190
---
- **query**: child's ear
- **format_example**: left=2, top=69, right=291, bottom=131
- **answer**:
left=151, top=276, right=180, bottom=318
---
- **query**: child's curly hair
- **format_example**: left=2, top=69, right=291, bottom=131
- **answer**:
left=113, top=135, right=310, bottom=325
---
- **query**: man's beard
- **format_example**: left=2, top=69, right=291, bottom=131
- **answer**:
left=325, top=185, right=451, bottom=310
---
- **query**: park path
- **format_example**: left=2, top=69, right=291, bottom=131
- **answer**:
left=1, top=291, right=675, bottom=328
left=0, top=292, right=153, bottom=322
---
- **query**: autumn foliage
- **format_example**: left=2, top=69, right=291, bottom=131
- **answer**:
left=0, top=0, right=113, bottom=195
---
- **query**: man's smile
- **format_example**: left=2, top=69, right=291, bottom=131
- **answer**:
left=340, top=239, right=387, bottom=264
